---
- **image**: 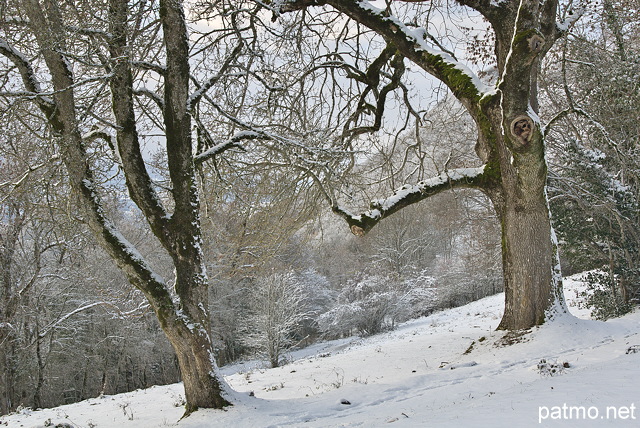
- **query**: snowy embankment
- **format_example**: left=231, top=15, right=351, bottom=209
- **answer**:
left=3, top=274, right=640, bottom=427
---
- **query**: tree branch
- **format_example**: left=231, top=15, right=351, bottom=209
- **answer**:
left=133, top=87, right=165, bottom=110
left=333, top=165, right=489, bottom=235
left=35, top=300, right=150, bottom=343
left=108, top=0, right=170, bottom=239
left=280, top=0, right=491, bottom=112
left=194, top=131, right=260, bottom=164
left=187, top=42, right=243, bottom=112
left=455, top=0, right=502, bottom=20
left=0, top=37, right=55, bottom=113
left=132, top=60, right=167, bottom=76
left=556, top=4, right=585, bottom=36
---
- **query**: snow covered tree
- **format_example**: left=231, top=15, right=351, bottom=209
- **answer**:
left=0, top=0, right=268, bottom=410
left=1, top=0, right=347, bottom=409
left=275, top=0, right=587, bottom=330
left=1, top=111, right=178, bottom=413
left=318, top=271, right=436, bottom=337
left=242, top=271, right=311, bottom=368
left=0, top=113, right=69, bottom=413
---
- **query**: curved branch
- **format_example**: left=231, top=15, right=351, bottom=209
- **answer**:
left=343, top=51, right=406, bottom=140
left=132, top=60, right=167, bottom=76
left=134, top=88, right=164, bottom=110
left=333, top=165, right=490, bottom=235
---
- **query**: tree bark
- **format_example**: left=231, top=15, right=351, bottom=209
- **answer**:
left=162, top=318, right=231, bottom=411
left=495, top=191, right=562, bottom=330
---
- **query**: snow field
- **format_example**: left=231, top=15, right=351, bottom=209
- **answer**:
left=3, top=275, right=640, bottom=427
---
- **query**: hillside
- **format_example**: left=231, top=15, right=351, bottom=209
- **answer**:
left=3, top=274, right=639, bottom=428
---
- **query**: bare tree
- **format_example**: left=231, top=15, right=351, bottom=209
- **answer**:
left=0, top=0, right=247, bottom=410
left=0, top=111, right=67, bottom=413
left=276, top=0, right=587, bottom=330
left=1, top=0, right=353, bottom=409
left=1, top=107, right=177, bottom=413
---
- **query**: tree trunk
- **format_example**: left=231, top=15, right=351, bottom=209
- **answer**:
left=33, top=324, right=44, bottom=409
left=485, top=0, right=567, bottom=329
left=163, top=321, right=231, bottom=412
left=0, top=206, right=23, bottom=414
left=497, top=197, right=563, bottom=330
left=482, top=70, right=566, bottom=330
left=0, top=341, right=16, bottom=415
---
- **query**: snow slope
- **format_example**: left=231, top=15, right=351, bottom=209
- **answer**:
left=3, top=275, right=640, bottom=427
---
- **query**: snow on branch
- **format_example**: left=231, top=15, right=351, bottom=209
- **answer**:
left=36, top=300, right=151, bottom=341
left=280, top=0, right=492, bottom=102
left=0, top=73, right=112, bottom=99
left=0, top=37, right=54, bottom=108
left=134, top=87, right=164, bottom=109
left=194, top=131, right=263, bottom=164
left=0, top=155, right=59, bottom=189
left=546, top=105, right=623, bottom=159
left=198, top=88, right=344, bottom=159
left=82, top=127, right=122, bottom=164
left=79, top=178, right=170, bottom=297
left=333, top=165, right=488, bottom=236
left=556, top=5, right=585, bottom=33
left=66, top=25, right=113, bottom=40
left=0, top=154, right=61, bottom=205
left=131, top=60, right=166, bottom=76
left=187, top=43, right=243, bottom=112
left=82, top=127, right=112, bottom=143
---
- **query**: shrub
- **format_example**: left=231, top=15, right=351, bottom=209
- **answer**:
left=580, top=271, right=633, bottom=320
left=317, top=273, right=436, bottom=338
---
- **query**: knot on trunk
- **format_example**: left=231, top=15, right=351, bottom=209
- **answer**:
left=528, top=35, right=545, bottom=53
left=510, top=115, right=534, bottom=146
left=350, top=225, right=366, bottom=236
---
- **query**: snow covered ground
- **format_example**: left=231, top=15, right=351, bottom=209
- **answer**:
left=3, top=274, right=640, bottom=428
